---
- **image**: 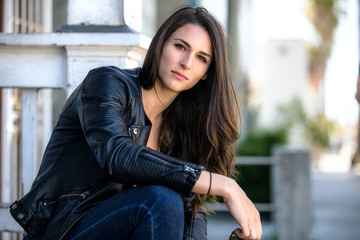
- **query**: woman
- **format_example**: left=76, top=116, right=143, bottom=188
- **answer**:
left=10, top=6, right=262, bottom=240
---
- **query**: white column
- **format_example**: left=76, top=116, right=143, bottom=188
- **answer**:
left=1, top=90, right=14, bottom=203
left=67, top=0, right=125, bottom=25
left=42, top=0, right=53, bottom=32
left=3, top=0, right=14, bottom=32
left=65, top=44, right=147, bottom=96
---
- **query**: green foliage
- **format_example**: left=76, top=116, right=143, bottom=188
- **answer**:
left=236, top=128, right=288, bottom=156
left=277, top=98, right=336, bottom=148
left=235, top=126, right=288, bottom=204
left=277, top=97, right=307, bottom=126
left=306, top=0, right=343, bottom=38
left=236, top=165, right=271, bottom=203
left=305, top=113, right=336, bottom=148
left=234, top=97, right=335, bottom=206
left=305, top=0, right=345, bottom=81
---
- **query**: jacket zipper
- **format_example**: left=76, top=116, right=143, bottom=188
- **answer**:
left=184, top=165, right=196, bottom=174
left=43, top=190, right=90, bottom=206
left=79, top=191, right=90, bottom=199
left=161, top=165, right=203, bottom=177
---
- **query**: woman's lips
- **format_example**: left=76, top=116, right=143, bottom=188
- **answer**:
left=171, top=70, right=188, bottom=80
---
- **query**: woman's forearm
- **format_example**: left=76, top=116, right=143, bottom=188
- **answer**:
left=191, top=170, right=234, bottom=199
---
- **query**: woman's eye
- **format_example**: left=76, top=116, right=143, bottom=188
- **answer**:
left=198, top=55, right=207, bottom=63
left=175, top=44, right=186, bottom=51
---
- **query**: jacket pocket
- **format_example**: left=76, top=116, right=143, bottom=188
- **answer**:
left=38, top=190, right=90, bottom=220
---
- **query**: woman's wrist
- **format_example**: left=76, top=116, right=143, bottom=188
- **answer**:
left=192, top=171, right=235, bottom=197
left=220, top=177, right=237, bottom=201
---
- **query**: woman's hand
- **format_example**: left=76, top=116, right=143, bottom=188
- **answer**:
left=223, top=179, right=262, bottom=240
left=192, top=171, right=262, bottom=239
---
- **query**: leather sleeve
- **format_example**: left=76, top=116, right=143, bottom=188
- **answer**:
left=183, top=198, right=207, bottom=240
left=77, top=67, right=204, bottom=197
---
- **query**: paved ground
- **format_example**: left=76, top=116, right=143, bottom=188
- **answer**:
left=310, top=148, right=360, bottom=240
left=207, top=152, right=360, bottom=240
left=310, top=169, right=360, bottom=240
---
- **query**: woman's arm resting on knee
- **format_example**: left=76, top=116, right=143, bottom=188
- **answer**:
left=192, top=171, right=262, bottom=240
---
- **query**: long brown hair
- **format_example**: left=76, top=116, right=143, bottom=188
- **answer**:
left=140, top=6, right=240, bottom=216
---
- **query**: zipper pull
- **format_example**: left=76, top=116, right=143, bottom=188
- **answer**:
left=161, top=165, right=201, bottom=177
left=184, top=166, right=196, bottom=175
left=80, top=191, right=90, bottom=199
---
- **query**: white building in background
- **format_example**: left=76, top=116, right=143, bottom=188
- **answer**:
left=258, top=40, right=309, bottom=123
left=256, top=40, right=312, bottom=146
left=249, top=0, right=359, bottom=133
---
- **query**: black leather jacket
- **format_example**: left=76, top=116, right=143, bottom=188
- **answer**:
left=10, top=66, right=207, bottom=240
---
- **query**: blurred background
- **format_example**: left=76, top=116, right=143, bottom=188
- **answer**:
left=0, top=0, right=359, bottom=239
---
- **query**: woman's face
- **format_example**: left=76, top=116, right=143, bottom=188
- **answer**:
left=157, top=23, right=212, bottom=94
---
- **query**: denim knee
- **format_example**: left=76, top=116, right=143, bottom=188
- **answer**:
left=128, top=185, right=185, bottom=239
left=143, top=185, right=184, bottom=220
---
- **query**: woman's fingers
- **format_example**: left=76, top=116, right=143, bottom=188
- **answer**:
left=236, top=227, right=254, bottom=239
left=229, top=214, right=262, bottom=239
left=254, top=214, right=263, bottom=238
left=230, top=227, right=262, bottom=240
left=247, top=208, right=262, bottom=239
left=224, top=180, right=263, bottom=239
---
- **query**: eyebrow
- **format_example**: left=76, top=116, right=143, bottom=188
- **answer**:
left=174, top=38, right=212, bottom=58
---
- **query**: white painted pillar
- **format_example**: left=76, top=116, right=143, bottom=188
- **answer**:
left=61, top=0, right=146, bottom=96
left=42, top=0, right=53, bottom=32
left=65, top=45, right=146, bottom=96
left=3, top=0, right=14, bottom=33
left=67, top=0, right=125, bottom=26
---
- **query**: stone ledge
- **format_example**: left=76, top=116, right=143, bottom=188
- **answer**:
left=0, top=32, right=151, bottom=49
left=56, top=24, right=136, bottom=33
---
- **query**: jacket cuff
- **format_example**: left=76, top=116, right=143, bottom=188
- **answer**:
left=141, top=148, right=204, bottom=197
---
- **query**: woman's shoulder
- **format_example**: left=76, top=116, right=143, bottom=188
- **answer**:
left=83, top=66, right=142, bottom=94
left=87, top=66, right=140, bottom=82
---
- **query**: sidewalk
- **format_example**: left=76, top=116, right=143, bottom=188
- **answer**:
left=310, top=152, right=360, bottom=240
left=311, top=169, right=360, bottom=240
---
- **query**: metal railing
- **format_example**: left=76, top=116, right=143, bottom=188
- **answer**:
left=207, top=150, right=311, bottom=240
left=207, top=156, right=278, bottom=213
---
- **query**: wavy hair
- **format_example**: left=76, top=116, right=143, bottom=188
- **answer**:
left=140, top=6, right=240, bottom=216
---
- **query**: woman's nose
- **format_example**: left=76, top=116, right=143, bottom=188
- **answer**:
left=180, top=55, right=192, bottom=69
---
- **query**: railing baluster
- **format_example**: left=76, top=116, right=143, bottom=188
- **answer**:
left=20, top=89, right=38, bottom=195
left=28, top=0, right=34, bottom=32
left=20, top=0, right=27, bottom=33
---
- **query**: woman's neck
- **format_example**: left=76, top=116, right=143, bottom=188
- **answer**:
left=141, top=80, right=179, bottom=151
left=141, top=81, right=178, bottom=122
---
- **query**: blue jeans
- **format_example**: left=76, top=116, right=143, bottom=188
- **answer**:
left=64, top=185, right=185, bottom=240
